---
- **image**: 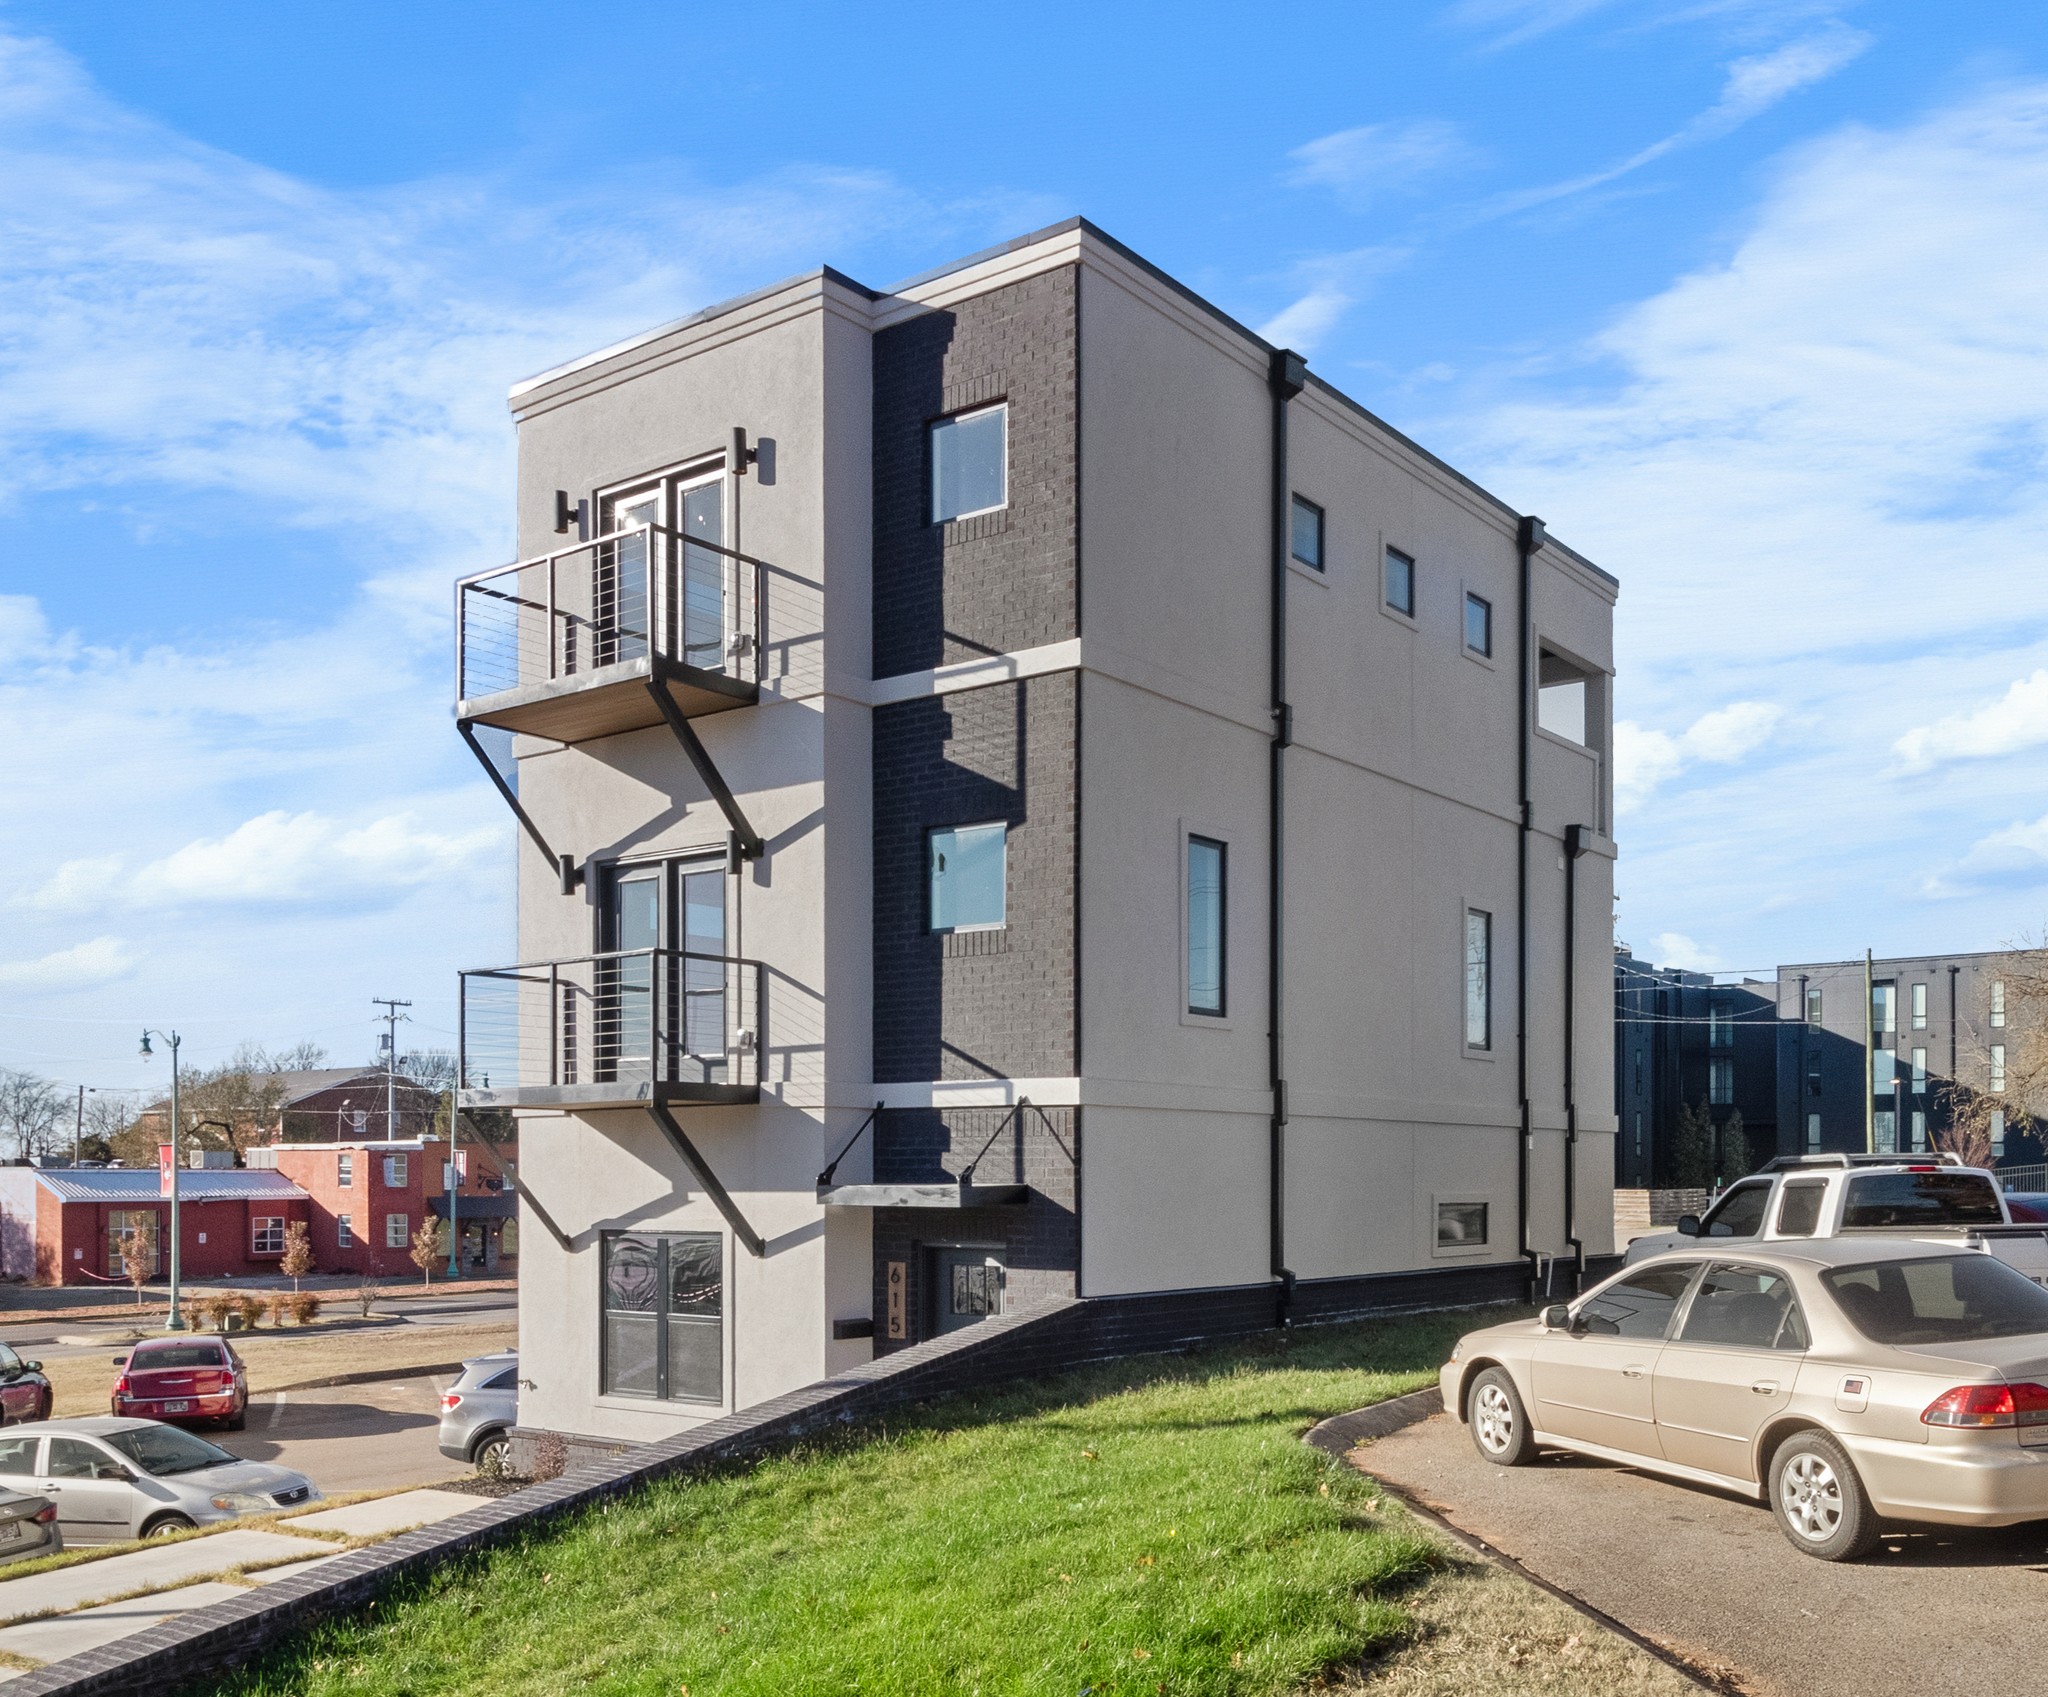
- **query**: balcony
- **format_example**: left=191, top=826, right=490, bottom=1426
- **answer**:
left=458, top=947, right=763, bottom=1111
left=456, top=523, right=764, bottom=743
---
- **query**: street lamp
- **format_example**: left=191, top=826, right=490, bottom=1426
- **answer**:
left=139, top=1030, right=186, bottom=1331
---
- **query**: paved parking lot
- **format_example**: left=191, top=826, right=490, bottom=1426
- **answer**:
left=215, top=1374, right=464, bottom=1494
left=1357, top=1412, right=2048, bottom=1697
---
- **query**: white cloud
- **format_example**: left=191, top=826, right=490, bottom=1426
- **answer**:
left=1287, top=120, right=1480, bottom=206
left=1647, top=930, right=1723, bottom=971
left=0, top=938, right=136, bottom=991
left=1892, top=669, right=2048, bottom=775
left=1613, top=700, right=1782, bottom=813
left=1255, top=247, right=1407, bottom=353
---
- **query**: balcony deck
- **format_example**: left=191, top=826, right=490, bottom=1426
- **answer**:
left=457, top=1077, right=760, bottom=1112
left=456, top=655, right=756, bottom=743
left=815, top=1180, right=1029, bottom=1209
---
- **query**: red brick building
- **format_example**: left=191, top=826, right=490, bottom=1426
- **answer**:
left=0, top=1167, right=312, bottom=1287
left=256, top=1137, right=518, bottom=1277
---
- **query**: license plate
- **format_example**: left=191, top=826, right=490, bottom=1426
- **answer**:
left=162, top=1400, right=192, bottom=1413
left=0, top=1521, right=21, bottom=1541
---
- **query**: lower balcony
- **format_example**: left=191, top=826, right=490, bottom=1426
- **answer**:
left=458, top=948, right=762, bottom=1111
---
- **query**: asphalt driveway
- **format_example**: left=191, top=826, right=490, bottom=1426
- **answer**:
left=1356, top=1411, right=2048, bottom=1697
left=214, top=1374, right=464, bottom=1494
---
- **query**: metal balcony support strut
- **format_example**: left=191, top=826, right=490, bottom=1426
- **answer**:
left=644, top=676, right=765, bottom=860
left=453, top=1109, right=573, bottom=1253
left=817, top=1103, right=886, bottom=1189
left=457, top=720, right=582, bottom=894
left=648, top=1099, right=766, bottom=1259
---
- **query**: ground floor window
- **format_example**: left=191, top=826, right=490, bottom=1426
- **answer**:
left=337, top=1214, right=353, bottom=1249
left=106, top=1210, right=157, bottom=1279
left=385, top=1213, right=408, bottom=1249
left=251, top=1217, right=284, bottom=1255
left=601, top=1232, right=723, bottom=1403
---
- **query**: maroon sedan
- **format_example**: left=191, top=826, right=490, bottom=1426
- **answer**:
left=111, top=1338, right=248, bottom=1431
left=0, top=1346, right=51, bottom=1425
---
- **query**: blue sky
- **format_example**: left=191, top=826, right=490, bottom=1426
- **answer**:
left=4, top=0, right=2048, bottom=1090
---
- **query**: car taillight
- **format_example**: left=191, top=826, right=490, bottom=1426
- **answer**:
left=441, top=1392, right=462, bottom=1413
left=1922, top=1383, right=2048, bottom=1428
left=31, top=1505, right=56, bottom=1525
left=112, top=1376, right=131, bottom=1397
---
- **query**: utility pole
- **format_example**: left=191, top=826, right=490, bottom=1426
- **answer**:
left=139, top=1030, right=184, bottom=1330
left=73, top=1085, right=93, bottom=1167
left=372, top=998, right=412, bottom=1138
left=1864, top=949, right=1875, bottom=1155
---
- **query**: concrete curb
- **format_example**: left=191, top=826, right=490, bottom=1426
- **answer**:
left=264, top=1361, right=469, bottom=1394
left=1302, top=1385, right=1443, bottom=1456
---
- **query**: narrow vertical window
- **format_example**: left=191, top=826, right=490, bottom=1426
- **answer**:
left=1873, top=1109, right=1897, bottom=1153
left=929, top=403, right=1008, bottom=524
left=1911, top=982, right=1927, bottom=1028
left=1805, top=1112, right=1821, bottom=1151
left=1709, top=1058, right=1733, bottom=1105
left=1289, top=495, right=1324, bottom=570
left=1991, top=1043, right=2006, bottom=1092
left=1911, top=1110, right=1927, bottom=1151
left=1871, top=982, right=1895, bottom=1034
left=1991, top=980, right=2007, bottom=1028
left=1805, top=988, right=1822, bottom=1024
left=1873, top=1047, right=1896, bottom=1096
left=928, top=822, right=1007, bottom=932
left=1185, top=836, right=1226, bottom=1017
left=1464, top=592, right=1493, bottom=657
left=1993, top=1109, right=2007, bottom=1157
left=1383, top=547, right=1414, bottom=615
left=337, top=1214, right=353, bottom=1249
left=336, top=1152, right=352, bottom=1188
left=1464, top=908, right=1492, bottom=1050
left=1911, top=1048, right=1927, bottom=1093
left=1709, top=1002, right=1733, bottom=1049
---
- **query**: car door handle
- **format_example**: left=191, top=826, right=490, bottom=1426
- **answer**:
left=1621, top=1366, right=1646, bottom=1378
left=1751, top=1381, right=1778, bottom=1395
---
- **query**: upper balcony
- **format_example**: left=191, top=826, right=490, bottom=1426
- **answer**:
left=457, top=947, right=763, bottom=1111
left=456, top=523, right=765, bottom=744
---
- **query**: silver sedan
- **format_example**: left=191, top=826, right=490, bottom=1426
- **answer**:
left=0, top=1419, right=322, bottom=1543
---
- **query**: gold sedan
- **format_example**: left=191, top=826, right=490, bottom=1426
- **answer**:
left=1440, top=1237, right=2048, bottom=1559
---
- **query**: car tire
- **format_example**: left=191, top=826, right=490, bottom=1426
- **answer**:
left=1467, top=1366, right=1538, bottom=1466
left=34, top=1393, right=49, bottom=1423
left=471, top=1431, right=510, bottom=1473
left=224, top=1400, right=247, bottom=1433
left=1769, top=1429, right=1880, bottom=1561
left=141, top=1514, right=195, bottom=1540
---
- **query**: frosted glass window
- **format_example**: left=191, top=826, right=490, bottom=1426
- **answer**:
left=1464, top=909, right=1492, bottom=1050
left=930, top=404, right=1007, bottom=523
left=1186, top=836, right=1226, bottom=1016
left=929, top=823, right=1007, bottom=932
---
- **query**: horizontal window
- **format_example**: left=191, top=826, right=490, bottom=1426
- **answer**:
left=929, top=822, right=1007, bottom=933
left=1436, top=1201, right=1487, bottom=1250
left=930, top=404, right=1007, bottom=524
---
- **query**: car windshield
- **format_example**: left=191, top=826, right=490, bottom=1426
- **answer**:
left=1822, top=1254, right=2048, bottom=1344
left=1840, top=1172, right=2002, bottom=1228
left=132, top=1345, right=226, bottom=1369
left=100, top=1424, right=236, bottom=1477
left=1700, top=1183, right=1770, bottom=1238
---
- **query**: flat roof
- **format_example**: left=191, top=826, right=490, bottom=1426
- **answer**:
left=38, top=1169, right=308, bottom=1204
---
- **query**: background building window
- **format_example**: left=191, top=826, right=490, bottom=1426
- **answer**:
left=1993, top=1109, right=2007, bottom=1157
left=337, top=1214, right=353, bottom=1249
left=1464, top=908, right=1492, bottom=1050
left=1464, top=592, right=1492, bottom=657
left=1874, top=1109, right=1897, bottom=1153
left=929, top=403, right=1007, bottom=523
left=1709, top=1002, right=1733, bottom=1049
left=1992, top=980, right=2007, bottom=1028
left=1991, top=1043, right=2006, bottom=1092
left=337, top=1153, right=353, bottom=1188
left=1911, top=1110, right=1927, bottom=1151
left=1911, top=1048, right=1927, bottom=1093
left=1871, top=982, right=1895, bottom=1034
left=385, top=1213, right=408, bottom=1249
left=384, top=1153, right=408, bottom=1188
left=1710, top=1057, right=1733, bottom=1105
left=1186, top=835, right=1225, bottom=1016
left=1383, top=547, right=1414, bottom=614
left=1805, top=988, right=1823, bottom=1024
left=1912, top=982, right=1928, bottom=1028
left=1436, top=1201, right=1488, bottom=1250
left=929, top=822, right=1007, bottom=933
left=1290, top=495, right=1324, bottom=570
left=1806, top=1112, right=1822, bottom=1151
left=1873, top=1047, right=1896, bottom=1096
left=251, top=1217, right=284, bottom=1254
left=601, top=1232, right=724, bottom=1404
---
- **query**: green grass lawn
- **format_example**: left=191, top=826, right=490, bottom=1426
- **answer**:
left=205, top=1310, right=1505, bottom=1697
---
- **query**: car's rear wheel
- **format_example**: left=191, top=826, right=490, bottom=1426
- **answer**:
left=224, top=1399, right=247, bottom=1433
left=142, top=1514, right=195, bottom=1540
left=1769, top=1430, right=1880, bottom=1561
left=1467, top=1366, right=1537, bottom=1466
left=33, top=1393, right=49, bottom=1423
left=471, top=1431, right=510, bottom=1474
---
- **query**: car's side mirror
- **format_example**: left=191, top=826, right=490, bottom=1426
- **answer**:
left=110, top=1355, right=129, bottom=1367
left=1540, top=1304, right=1573, bottom=1331
left=94, top=1464, right=132, bottom=1482
left=1676, top=1214, right=1701, bottom=1237
left=23, top=1362, right=41, bottom=1375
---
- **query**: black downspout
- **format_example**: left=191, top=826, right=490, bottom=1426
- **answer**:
left=1268, top=347, right=1307, bottom=1327
left=1563, top=821, right=1589, bottom=1290
left=1516, top=514, right=1545, bottom=1302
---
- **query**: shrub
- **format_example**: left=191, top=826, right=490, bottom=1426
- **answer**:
left=288, top=1291, right=322, bottom=1325
left=356, top=1277, right=378, bottom=1319
left=263, top=1292, right=293, bottom=1327
left=233, top=1293, right=266, bottom=1331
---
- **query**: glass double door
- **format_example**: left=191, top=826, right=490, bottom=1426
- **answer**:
left=598, top=859, right=727, bottom=1087
left=595, top=474, right=727, bottom=672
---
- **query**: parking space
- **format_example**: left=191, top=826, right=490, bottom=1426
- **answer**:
left=214, top=1375, right=463, bottom=1495
left=1356, top=1412, right=2048, bottom=1697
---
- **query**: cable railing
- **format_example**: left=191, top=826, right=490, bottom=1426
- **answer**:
left=458, top=947, right=763, bottom=1097
left=456, top=523, right=765, bottom=704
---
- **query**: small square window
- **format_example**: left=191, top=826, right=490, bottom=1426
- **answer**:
left=1436, top=1201, right=1488, bottom=1250
left=1290, top=495, right=1324, bottom=571
left=1464, top=592, right=1492, bottom=657
left=929, top=822, right=1007, bottom=933
left=1383, top=547, right=1414, bottom=616
left=930, top=403, right=1007, bottom=524
left=251, top=1217, right=284, bottom=1255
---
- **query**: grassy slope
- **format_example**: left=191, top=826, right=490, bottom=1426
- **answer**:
left=205, top=1311, right=1497, bottom=1697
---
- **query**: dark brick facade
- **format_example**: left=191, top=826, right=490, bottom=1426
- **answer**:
left=871, top=264, right=1079, bottom=678
left=871, top=674, right=1078, bottom=1083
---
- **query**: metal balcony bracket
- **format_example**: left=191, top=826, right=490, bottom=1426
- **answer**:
left=816, top=1102, right=885, bottom=1190
left=457, top=719, right=582, bottom=893
left=644, top=676, right=765, bottom=861
left=453, top=1110, right=573, bottom=1253
left=648, top=1099, right=766, bottom=1259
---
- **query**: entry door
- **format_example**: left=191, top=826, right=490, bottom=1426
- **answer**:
left=677, top=865, right=728, bottom=1083
left=599, top=860, right=726, bottom=1085
left=929, top=1249, right=1004, bottom=1336
left=1530, top=1262, right=1700, bottom=1458
left=600, top=865, right=663, bottom=1085
left=1652, top=1263, right=1805, bottom=1481
left=596, top=486, right=661, bottom=669
left=673, top=476, right=727, bottom=672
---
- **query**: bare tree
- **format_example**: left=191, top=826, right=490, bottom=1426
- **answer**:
left=0, top=1070, right=64, bottom=1161
left=1933, top=939, right=2048, bottom=1168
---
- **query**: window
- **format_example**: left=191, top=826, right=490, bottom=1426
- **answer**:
left=1912, top=982, right=1928, bottom=1029
left=1993, top=1109, right=2007, bottom=1157
left=106, top=1210, right=157, bottom=1280
left=929, top=403, right=1007, bottom=523
left=1805, top=1111, right=1821, bottom=1151
left=1463, top=592, right=1492, bottom=657
left=1807, top=1052, right=1822, bottom=1096
left=0, top=1436, right=37, bottom=1478
left=1911, top=1110, right=1927, bottom=1151
left=384, top=1153, right=408, bottom=1188
left=1464, top=908, right=1492, bottom=1050
left=48, top=1438, right=117, bottom=1481
left=337, top=1152, right=353, bottom=1189
left=1872, top=982, right=1895, bottom=1034
left=1992, top=980, right=2007, bottom=1028
left=928, top=822, right=1006, bottom=933
left=1186, top=835, right=1226, bottom=1016
left=601, top=1232, right=724, bottom=1403
left=1678, top=1264, right=1808, bottom=1351
left=1701, top=1181, right=1769, bottom=1239
left=1709, top=1001, right=1733, bottom=1049
left=385, top=1213, right=408, bottom=1249
left=1436, top=1201, right=1488, bottom=1250
left=251, top=1217, right=284, bottom=1255
left=1576, top=1264, right=1699, bottom=1339
left=1823, top=1254, right=2048, bottom=1345
left=1874, top=1110, right=1896, bottom=1153
left=337, top=1214, right=353, bottom=1249
left=1991, top=1043, right=2007, bottom=1093
left=1709, top=1057, right=1733, bottom=1105
left=1383, top=547, right=1414, bottom=615
left=1777, top=1181, right=1825, bottom=1237
left=1911, top=1048, right=1927, bottom=1093
left=1537, top=648, right=1593, bottom=744
left=1873, top=1047, right=1896, bottom=1096
left=1805, top=987, right=1823, bottom=1024
left=1289, top=495, right=1324, bottom=570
